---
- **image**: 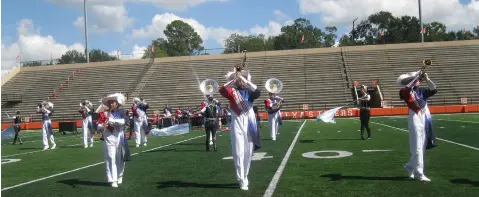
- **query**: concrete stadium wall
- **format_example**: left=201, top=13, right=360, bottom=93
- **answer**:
left=1, top=66, right=22, bottom=86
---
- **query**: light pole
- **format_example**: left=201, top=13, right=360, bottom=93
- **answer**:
left=351, top=17, right=359, bottom=44
left=418, top=0, right=424, bottom=42
left=84, top=0, right=90, bottom=63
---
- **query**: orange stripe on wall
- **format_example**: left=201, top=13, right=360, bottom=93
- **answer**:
left=3, top=105, right=478, bottom=131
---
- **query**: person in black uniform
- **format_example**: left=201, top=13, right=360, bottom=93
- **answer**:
left=13, top=111, right=23, bottom=145
left=195, top=96, right=219, bottom=151
left=358, top=85, right=371, bottom=140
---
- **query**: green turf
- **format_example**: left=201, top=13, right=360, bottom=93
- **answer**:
left=1, top=114, right=478, bottom=196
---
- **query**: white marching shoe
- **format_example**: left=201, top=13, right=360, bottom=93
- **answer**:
left=416, top=175, right=431, bottom=182
left=43, top=146, right=49, bottom=150
left=403, top=165, right=414, bottom=179
left=118, top=177, right=123, bottom=184
left=51, top=144, right=56, bottom=149
left=240, top=179, right=249, bottom=190
left=111, top=181, right=118, bottom=188
left=84, top=145, right=88, bottom=148
left=89, top=144, right=93, bottom=148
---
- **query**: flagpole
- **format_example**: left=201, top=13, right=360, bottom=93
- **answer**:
left=84, top=0, right=90, bottom=63
left=418, top=0, right=424, bottom=43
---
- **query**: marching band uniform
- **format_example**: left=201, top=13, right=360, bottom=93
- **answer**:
left=265, top=93, right=283, bottom=141
left=37, top=101, right=55, bottom=150
left=398, top=72, right=437, bottom=182
left=79, top=100, right=94, bottom=148
left=198, top=95, right=220, bottom=151
left=219, top=72, right=261, bottom=190
left=12, top=111, right=23, bottom=145
left=98, top=93, right=129, bottom=188
left=358, top=86, right=371, bottom=140
left=131, top=98, right=149, bottom=147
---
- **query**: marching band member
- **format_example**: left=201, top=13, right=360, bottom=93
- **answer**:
left=358, top=85, right=371, bottom=140
left=265, top=92, right=283, bottom=141
left=79, top=100, right=94, bottom=148
left=219, top=71, right=261, bottom=190
left=37, top=101, right=56, bottom=150
left=12, top=111, right=23, bottom=145
left=398, top=71, right=437, bottom=182
left=98, top=93, right=128, bottom=188
left=194, top=94, right=220, bottom=151
left=132, top=97, right=149, bottom=147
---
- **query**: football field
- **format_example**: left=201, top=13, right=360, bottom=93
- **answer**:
left=2, top=113, right=478, bottom=197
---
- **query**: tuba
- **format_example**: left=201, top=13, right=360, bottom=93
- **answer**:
left=265, top=78, right=283, bottom=94
left=265, top=78, right=284, bottom=113
left=200, top=79, right=219, bottom=95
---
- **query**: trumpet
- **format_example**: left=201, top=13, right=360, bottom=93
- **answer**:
left=420, top=59, right=432, bottom=80
left=200, top=79, right=219, bottom=95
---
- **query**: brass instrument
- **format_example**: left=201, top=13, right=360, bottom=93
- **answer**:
left=200, top=79, right=219, bottom=95
left=420, top=59, right=432, bottom=80
left=265, top=78, right=284, bottom=113
left=234, top=50, right=249, bottom=79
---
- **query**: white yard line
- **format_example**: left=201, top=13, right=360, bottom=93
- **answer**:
left=370, top=121, right=479, bottom=151
left=1, top=135, right=205, bottom=191
left=434, top=119, right=479, bottom=124
left=264, top=120, right=307, bottom=197
left=2, top=144, right=82, bottom=158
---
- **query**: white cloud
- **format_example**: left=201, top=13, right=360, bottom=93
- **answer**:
left=273, top=9, right=290, bottom=22
left=108, top=45, right=146, bottom=60
left=49, top=0, right=228, bottom=11
left=298, top=0, right=479, bottom=30
left=1, top=19, right=84, bottom=76
left=74, top=4, right=133, bottom=33
left=131, top=13, right=248, bottom=46
left=131, top=12, right=296, bottom=47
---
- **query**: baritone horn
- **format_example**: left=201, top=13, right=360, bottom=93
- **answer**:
left=265, top=78, right=283, bottom=94
left=200, top=79, right=219, bottom=95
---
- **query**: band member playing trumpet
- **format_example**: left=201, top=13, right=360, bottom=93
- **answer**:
left=358, top=85, right=371, bottom=140
left=398, top=68, right=437, bottom=182
left=37, top=101, right=56, bottom=150
left=265, top=92, right=283, bottom=141
left=79, top=100, right=94, bottom=148
left=219, top=70, right=261, bottom=191
left=98, top=93, right=129, bottom=188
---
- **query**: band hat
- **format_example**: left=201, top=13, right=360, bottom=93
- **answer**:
left=42, top=101, right=54, bottom=109
left=225, top=70, right=251, bottom=81
left=396, top=71, right=420, bottom=87
left=95, top=104, right=109, bottom=113
left=101, top=93, right=126, bottom=106
left=81, top=100, right=93, bottom=107
left=133, top=97, right=141, bottom=104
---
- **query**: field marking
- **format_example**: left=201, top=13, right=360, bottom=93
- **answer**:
left=362, top=150, right=393, bottom=152
left=1, top=135, right=205, bottom=191
left=2, top=144, right=82, bottom=158
left=434, top=119, right=479, bottom=124
left=264, top=120, right=307, bottom=197
left=370, top=121, right=479, bottom=151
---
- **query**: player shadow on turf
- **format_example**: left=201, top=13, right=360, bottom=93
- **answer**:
left=145, top=148, right=207, bottom=153
left=58, top=179, right=111, bottom=188
left=450, top=178, right=479, bottom=187
left=19, top=147, right=42, bottom=150
left=157, top=181, right=238, bottom=189
left=321, top=174, right=411, bottom=181
left=321, top=139, right=362, bottom=141
left=300, top=140, right=316, bottom=143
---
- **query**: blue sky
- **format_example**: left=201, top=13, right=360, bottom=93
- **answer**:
left=2, top=0, right=478, bottom=75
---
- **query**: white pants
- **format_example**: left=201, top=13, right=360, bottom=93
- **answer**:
left=83, top=117, right=93, bottom=147
left=134, top=117, right=147, bottom=146
left=268, top=111, right=280, bottom=140
left=103, top=130, right=125, bottom=183
left=230, top=112, right=254, bottom=187
left=42, top=120, right=55, bottom=147
left=406, top=108, right=429, bottom=176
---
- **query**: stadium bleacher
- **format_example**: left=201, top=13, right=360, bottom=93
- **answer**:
left=1, top=40, right=478, bottom=122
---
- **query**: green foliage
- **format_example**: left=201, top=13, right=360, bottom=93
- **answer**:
left=223, top=34, right=273, bottom=54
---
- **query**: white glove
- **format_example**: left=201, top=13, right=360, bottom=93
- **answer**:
left=424, top=73, right=430, bottom=81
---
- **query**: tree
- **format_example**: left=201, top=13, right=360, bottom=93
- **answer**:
left=473, top=26, right=479, bottom=38
left=89, top=49, right=118, bottom=62
left=323, top=26, right=338, bottom=47
left=164, top=20, right=204, bottom=56
left=23, top=61, right=42, bottom=67
left=142, top=38, right=169, bottom=59
left=58, top=50, right=86, bottom=64
left=223, top=34, right=273, bottom=54
left=273, top=18, right=324, bottom=50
